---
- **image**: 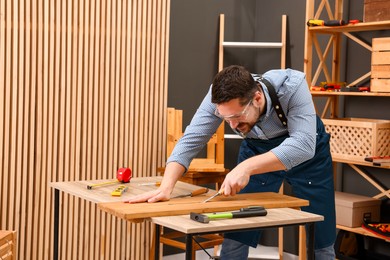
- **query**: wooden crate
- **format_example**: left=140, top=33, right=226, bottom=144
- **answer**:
left=371, top=37, right=390, bottom=93
left=323, top=118, right=390, bottom=161
left=0, top=231, right=17, bottom=260
left=364, top=0, right=390, bottom=22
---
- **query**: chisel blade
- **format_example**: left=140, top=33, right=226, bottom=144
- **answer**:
left=202, top=188, right=224, bottom=203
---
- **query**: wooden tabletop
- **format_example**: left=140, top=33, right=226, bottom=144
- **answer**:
left=98, top=192, right=309, bottom=222
left=50, top=177, right=309, bottom=223
left=50, top=176, right=203, bottom=203
left=150, top=208, right=323, bottom=234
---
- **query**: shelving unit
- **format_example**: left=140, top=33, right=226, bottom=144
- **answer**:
left=304, top=0, right=390, bottom=243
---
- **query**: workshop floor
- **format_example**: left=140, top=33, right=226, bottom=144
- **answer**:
left=163, top=245, right=299, bottom=260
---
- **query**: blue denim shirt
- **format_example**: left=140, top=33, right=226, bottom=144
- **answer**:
left=167, top=69, right=316, bottom=171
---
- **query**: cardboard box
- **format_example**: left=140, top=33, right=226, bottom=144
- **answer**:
left=371, top=37, right=390, bottom=93
left=364, top=0, right=390, bottom=22
left=335, top=191, right=381, bottom=228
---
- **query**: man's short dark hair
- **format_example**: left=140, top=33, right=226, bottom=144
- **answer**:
left=211, top=65, right=258, bottom=105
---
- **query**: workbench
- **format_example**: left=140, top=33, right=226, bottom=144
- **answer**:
left=50, top=177, right=321, bottom=260
left=151, top=208, right=323, bottom=260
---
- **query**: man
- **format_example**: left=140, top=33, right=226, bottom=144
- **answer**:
left=128, top=65, right=336, bottom=259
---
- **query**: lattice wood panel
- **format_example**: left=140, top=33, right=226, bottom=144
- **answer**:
left=0, top=0, right=170, bottom=259
left=323, top=118, right=390, bottom=161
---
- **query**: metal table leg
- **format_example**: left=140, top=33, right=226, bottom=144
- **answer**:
left=185, top=234, right=192, bottom=260
left=307, top=223, right=315, bottom=260
left=154, top=225, right=161, bottom=260
left=54, top=188, right=59, bottom=260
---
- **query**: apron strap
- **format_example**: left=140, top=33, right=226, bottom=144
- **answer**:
left=258, top=77, right=288, bottom=127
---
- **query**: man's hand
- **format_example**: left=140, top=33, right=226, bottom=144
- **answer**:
left=125, top=162, right=185, bottom=203
left=220, top=165, right=250, bottom=196
left=125, top=188, right=171, bottom=203
left=220, top=151, right=286, bottom=196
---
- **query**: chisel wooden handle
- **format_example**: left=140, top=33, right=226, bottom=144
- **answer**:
left=190, top=187, right=209, bottom=197
left=172, top=187, right=209, bottom=199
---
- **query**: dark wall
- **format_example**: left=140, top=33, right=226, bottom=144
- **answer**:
left=168, top=0, right=390, bottom=256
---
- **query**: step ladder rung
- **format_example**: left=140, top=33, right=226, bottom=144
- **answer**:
left=223, top=41, right=283, bottom=48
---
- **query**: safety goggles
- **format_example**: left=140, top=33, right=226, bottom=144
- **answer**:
left=214, top=99, right=253, bottom=122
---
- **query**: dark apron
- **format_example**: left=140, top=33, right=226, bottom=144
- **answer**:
left=224, top=116, right=337, bottom=250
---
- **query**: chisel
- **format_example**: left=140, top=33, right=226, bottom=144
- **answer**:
left=202, top=188, right=225, bottom=203
left=171, top=187, right=209, bottom=199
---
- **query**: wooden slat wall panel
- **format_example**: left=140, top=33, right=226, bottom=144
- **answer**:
left=0, top=0, right=170, bottom=259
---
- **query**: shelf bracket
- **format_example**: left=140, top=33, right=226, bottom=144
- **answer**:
left=348, top=163, right=390, bottom=199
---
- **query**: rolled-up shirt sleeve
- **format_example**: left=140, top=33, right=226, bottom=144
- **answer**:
left=268, top=71, right=317, bottom=170
left=166, top=87, right=222, bottom=172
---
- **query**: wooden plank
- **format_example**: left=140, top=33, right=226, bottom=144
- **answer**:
left=20, top=1, right=31, bottom=258
left=133, top=0, right=142, bottom=178
left=118, top=0, right=125, bottom=169
left=76, top=0, right=85, bottom=258
left=303, top=0, right=314, bottom=85
left=281, top=15, right=286, bottom=69
left=160, top=0, right=169, bottom=173
left=87, top=1, right=97, bottom=259
left=0, top=0, right=5, bottom=235
left=371, top=65, right=390, bottom=78
left=219, top=14, right=224, bottom=71
left=129, top=0, right=137, bottom=179
left=38, top=0, right=48, bottom=258
left=129, top=0, right=138, bottom=255
left=15, top=2, right=24, bottom=260
left=114, top=1, right=123, bottom=258
left=343, top=32, right=372, bottom=51
left=144, top=0, right=152, bottom=184
left=151, top=208, right=322, bottom=234
left=80, top=0, right=89, bottom=256
left=372, top=37, right=390, bottom=51
left=123, top=0, right=131, bottom=172
left=150, top=0, right=158, bottom=181
left=1, top=0, right=12, bottom=233
left=133, top=0, right=142, bottom=168
left=371, top=79, right=390, bottom=92
left=337, top=224, right=390, bottom=242
left=99, top=192, right=309, bottom=221
left=298, top=225, right=307, bottom=260
left=103, top=2, right=113, bottom=258
left=47, top=0, right=56, bottom=258
left=28, top=0, right=39, bottom=258
left=32, top=0, right=46, bottom=259
left=64, top=0, right=72, bottom=182
left=9, top=0, right=19, bottom=236
left=372, top=52, right=390, bottom=65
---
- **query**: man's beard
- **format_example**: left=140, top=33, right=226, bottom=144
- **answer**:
left=232, top=121, right=256, bottom=138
